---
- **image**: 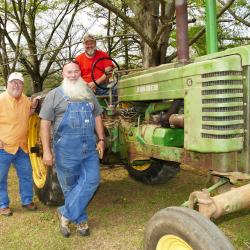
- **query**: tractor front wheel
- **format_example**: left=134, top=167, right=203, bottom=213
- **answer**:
left=126, top=159, right=180, bottom=185
left=144, top=206, right=234, bottom=250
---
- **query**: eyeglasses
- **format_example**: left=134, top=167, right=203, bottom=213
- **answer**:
left=9, top=81, right=24, bottom=86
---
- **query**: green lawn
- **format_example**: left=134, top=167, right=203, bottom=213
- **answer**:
left=0, top=166, right=249, bottom=250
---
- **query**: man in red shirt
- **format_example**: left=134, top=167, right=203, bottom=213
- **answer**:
left=75, top=34, right=113, bottom=95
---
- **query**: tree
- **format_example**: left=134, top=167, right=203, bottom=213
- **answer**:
left=186, top=0, right=250, bottom=57
left=90, top=0, right=249, bottom=67
left=91, top=0, right=176, bottom=67
left=0, top=0, right=83, bottom=92
left=217, top=0, right=250, bottom=49
left=87, top=1, right=142, bottom=69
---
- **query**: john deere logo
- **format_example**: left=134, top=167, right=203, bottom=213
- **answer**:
left=136, top=84, right=159, bottom=93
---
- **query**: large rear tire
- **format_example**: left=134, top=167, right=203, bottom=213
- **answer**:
left=126, top=159, right=180, bottom=185
left=28, top=113, right=64, bottom=206
left=144, top=206, right=234, bottom=250
left=34, top=167, right=64, bottom=206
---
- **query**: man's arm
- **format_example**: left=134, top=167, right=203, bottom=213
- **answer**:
left=96, top=65, right=113, bottom=85
left=29, top=96, right=41, bottom=116
left=95, top=115, right=105, bottom=159
left=88, top=65, right=113, bottom=91
left=40, top=119, right=54, bottom=166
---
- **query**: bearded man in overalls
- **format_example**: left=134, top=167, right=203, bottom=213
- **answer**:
left=39, top=61, right=105, bottom=237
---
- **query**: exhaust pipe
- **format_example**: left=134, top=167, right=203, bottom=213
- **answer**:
left=175, top=0, right=189, bottom=63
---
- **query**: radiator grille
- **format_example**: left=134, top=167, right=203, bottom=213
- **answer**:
left=202, top=106, right=243, bottom=112
left=202, top=124, right=243, bottom=130
left=202, top=97, right=243, bottom=104
left=202, top=89, right=242, bottom=95
left=202, top=133, right=243, bottom=139
left=202, top=115, right=243, bottom=121
left=201, top=71, right=244, bottom=139
left=202, top=80, right=242, bottom=87
left=202, top=71, right=242, bottom=78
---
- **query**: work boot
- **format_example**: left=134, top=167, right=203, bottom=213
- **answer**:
left=0, top=207, right=13, bottom=216
left=76, top=222, right=90, bottom=237
left=22, top=202, right=37, bottom=211
left=57, top=209, right=71, bottom=238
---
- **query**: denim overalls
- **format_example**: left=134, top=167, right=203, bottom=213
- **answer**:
left=54, top=89, right=100, bottom=224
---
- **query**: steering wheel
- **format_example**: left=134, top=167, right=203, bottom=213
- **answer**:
left=91, top=57, right=120, bottom=90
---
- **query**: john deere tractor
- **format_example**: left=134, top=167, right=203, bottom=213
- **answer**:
left=28, top=0, right=249, bottom=249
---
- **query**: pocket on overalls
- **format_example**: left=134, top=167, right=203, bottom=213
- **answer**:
left=82, top=110, right=94, bottom=129
left=69, top=111, right=82, bottom=128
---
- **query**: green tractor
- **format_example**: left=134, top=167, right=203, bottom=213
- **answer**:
left=28, top=0, right=249, bottom=249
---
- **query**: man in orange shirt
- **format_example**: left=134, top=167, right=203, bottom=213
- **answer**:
left=0, top=72, right=39, bottom=216
left=75, top=34, right=113, bottom=95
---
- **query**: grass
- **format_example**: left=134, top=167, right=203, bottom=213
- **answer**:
left=0, top=166, right=249, bottom=250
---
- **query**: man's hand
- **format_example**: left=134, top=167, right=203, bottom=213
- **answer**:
left=88, top=82, right=96, bottom=92
left=42, top=151, right=54, bottom=166
left=30, top=96, right=42, bottom=115
left=31, top=96, right=41, bottom=109
left=96, top=140, right=105, bottom=159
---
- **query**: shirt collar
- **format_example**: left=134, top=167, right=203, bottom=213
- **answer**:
left=5, top=91, right=24, bottom=103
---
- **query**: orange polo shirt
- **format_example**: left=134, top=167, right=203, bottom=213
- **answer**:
left=0, top=91, right=31, bottom=154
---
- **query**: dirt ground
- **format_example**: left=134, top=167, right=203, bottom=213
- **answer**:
left=0, top=166, right=249, bottom=250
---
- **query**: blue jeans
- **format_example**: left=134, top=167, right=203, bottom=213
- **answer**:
left=0, top=148, right=34, bottom=208
left=96, top=84, right=117, bottom=97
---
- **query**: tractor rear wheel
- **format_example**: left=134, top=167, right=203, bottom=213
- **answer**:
left=126, top=159, right=180, bottom=185
left=144, top=206, right=234, bottom=250
left=28, top=113, right=64, bottom=206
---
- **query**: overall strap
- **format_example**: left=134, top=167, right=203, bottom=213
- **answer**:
left=57, top=87, right=70, bottom=101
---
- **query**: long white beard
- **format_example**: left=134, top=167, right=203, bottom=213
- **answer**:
left=61, top=77, right=92, bottom=101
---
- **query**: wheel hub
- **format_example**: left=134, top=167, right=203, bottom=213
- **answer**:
left=156, top=235, right=193, bottom=250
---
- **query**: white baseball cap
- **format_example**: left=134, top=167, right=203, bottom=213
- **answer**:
left=8, top=72, right=24, bottom=83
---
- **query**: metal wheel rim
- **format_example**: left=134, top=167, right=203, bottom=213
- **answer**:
left=156, top=235, right=193, bottom=250
left=131, top=163, right=151, bottom=171
left=28, top=114, right=47, bottom=188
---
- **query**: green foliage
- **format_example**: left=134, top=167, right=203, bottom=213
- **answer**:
left=43, top=74, right=62, bottom=91
left=189, top=26, right=206, bottom=56
left=1, top=0, right=249, bottom=85
left=186, top=0, right=249, bottom=57
left=89, top=1, right=142, bottom=68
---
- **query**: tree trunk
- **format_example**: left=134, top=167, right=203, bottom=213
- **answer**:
left=30, top=74, right=44, bottom=93
left=92, top=0, right=175, bottom=67
left=129, top=0, right=175, bottom=67
left=141, top=43, right=160, bottom=67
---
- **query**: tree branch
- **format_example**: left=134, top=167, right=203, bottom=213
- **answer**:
left=166, top=0, right=236, bottom=62
left=91, top=0, right=154, bottom=47
left=11, top=0, right=27, bottom=71
left=218, top=0, right=250, bottom=27
left=42, top=0, right=81, bottom=79
left=39, top=2, right=72, bottom=63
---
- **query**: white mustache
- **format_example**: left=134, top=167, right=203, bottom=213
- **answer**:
left=61, top=78, right=92, bottom=101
